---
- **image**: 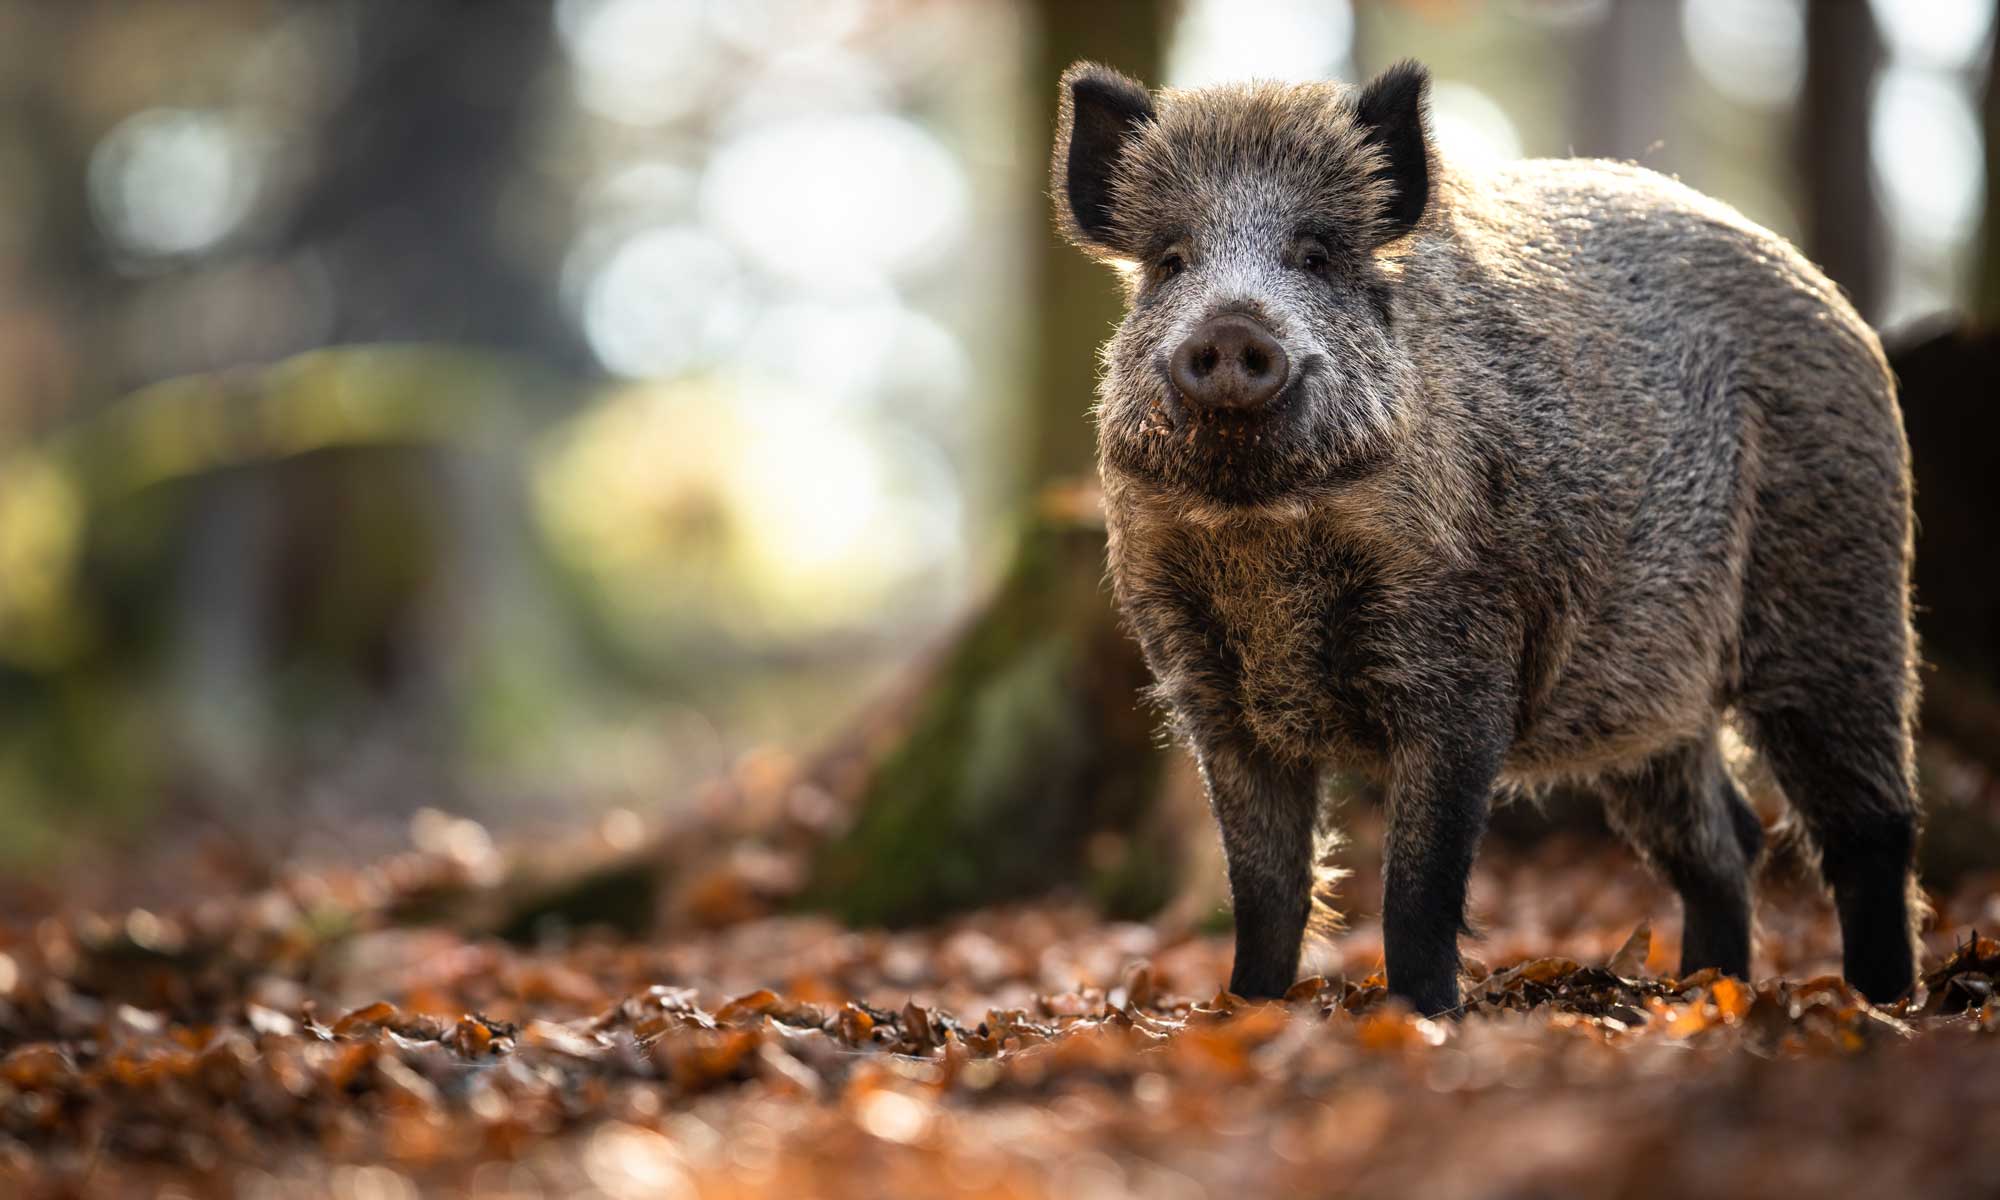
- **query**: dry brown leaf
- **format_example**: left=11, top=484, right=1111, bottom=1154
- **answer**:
left=1606, top=921, right=1652, bottom=978
left=332, top=1001, right=399, bottom=1037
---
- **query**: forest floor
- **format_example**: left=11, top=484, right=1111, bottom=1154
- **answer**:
left=2, top=795, right=1999, bottom=1199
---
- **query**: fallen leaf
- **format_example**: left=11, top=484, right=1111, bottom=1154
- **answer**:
left=1606, top=922, right=1651, bottom=978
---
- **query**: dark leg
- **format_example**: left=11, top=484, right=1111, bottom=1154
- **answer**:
left=1601, top=735, right=1760, bottom=980
left=1199, top=743, right=1318, bottom=999
left=1730, top=365, right=1923, bottom=1002
left=1381, top=744, right=1501, bottom=1016
left=1751, top=705, right=1920, bottom=1003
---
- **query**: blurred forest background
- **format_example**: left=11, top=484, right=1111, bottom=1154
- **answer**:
left=0, top=0, right=1996, bottom=915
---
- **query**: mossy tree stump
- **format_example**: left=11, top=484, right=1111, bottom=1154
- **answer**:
left=800, top=492, right=1176, bottom=925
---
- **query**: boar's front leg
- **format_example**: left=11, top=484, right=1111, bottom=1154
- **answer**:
left=1199, top=742, right=1318, bottom=1000
left=1382, top=738, right=1503, bottom=1016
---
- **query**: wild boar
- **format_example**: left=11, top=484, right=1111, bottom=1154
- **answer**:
left=1053, top=60, right=1922, bottom=1015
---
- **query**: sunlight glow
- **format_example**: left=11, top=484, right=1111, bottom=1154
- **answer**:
left=555, top=0, right=712, bottom=126
left=1682, top=0, right=1805, bottom=108
left=1868, top=0, right=1996, bottom=70
left=700, top=113, right=968, bottom=291
left=1428, top=82, right=1524, bottom=169
left=89, top=109, right=269, bottom=257
left=738, top=419, right=890, bottom=573
left=731, top=391, right=964, bottom=613
left=743, top=302, right=969, bottom=418
left=578, top=226, right=751, bottom=379
left=535, top=379, right=963, bottom=639
left=1166, top=0, right=1354, bottom=86
left=1870, top=65, right=1985, bottom=247
left=708, top=0, right=868, bottom=56
left=548, top=0, right=997, bottom=638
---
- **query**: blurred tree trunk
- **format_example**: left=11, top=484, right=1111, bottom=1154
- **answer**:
left=798, top=1, right=1179, bottom=927
left=1571, top=0, right=1683, bottom=168
left=1890, top=323, right=2000, bottom=885
left=1026, top=1, right=1164, bottom=490
left=1797, top=0, right=1884, bottom=324
left=1894, top=325, right=2000, bottom=710
left=284, top=0, right=582, bottom=370
left=165, top=1, right=572, bottom=810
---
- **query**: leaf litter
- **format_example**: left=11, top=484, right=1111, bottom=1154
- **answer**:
left=0, top=814, right=1997, bottom=1198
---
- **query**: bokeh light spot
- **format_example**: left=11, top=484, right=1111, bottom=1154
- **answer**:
left=555, top=0, right=714, bottom=126
left=1868, top=0, right=1996, bottom=71
left=578, top=226, right=751, bottom=379
left=1428, top=82, right=1523, bottom=169
left=1682, top=0, right=1805, bottom=108
left=1870, top=65, right=1985, bottom=248
left=700, top=113, right=968, bottom=290
left=1166, top=0, right=1354, bottom=86
left=89, top=108, right=270, bottom=258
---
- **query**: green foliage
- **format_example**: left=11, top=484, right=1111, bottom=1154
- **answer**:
left=0, top=347, right=586, bottom=858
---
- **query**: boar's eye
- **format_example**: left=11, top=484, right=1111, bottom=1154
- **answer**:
left=1297, top=242, right=1331, bottom=275
left=1156, top=251, right=1186, bottom=280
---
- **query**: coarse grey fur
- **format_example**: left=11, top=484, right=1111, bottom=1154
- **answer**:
left=1052, top=60, right=1924, bottom=1015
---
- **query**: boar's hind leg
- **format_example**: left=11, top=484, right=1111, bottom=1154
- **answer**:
left=1600, top=736, right=1760, bottom=981
left=1200, top=744, right=1319, bottom=1001
left=1747, top=699, right=1921, bottom=1005
left=1738, top=370, right=1922, bottom=1003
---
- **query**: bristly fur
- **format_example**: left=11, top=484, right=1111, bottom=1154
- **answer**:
left=1054, top=60, right=1925, bottom=1016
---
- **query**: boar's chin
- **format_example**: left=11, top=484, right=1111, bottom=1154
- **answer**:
left=1101, top=428, right=1329, bottom=509
left=1101, top=367, right=1381, bottom=509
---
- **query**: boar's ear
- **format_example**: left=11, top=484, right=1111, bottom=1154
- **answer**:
left=1054, top=61, right=1154, bottom=256
left=1354, top=59, right=1433, bottom=243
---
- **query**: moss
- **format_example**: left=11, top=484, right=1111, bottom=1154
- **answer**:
left=800, top=511, right=1168, bottom=926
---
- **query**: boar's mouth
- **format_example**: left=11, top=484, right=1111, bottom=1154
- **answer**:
left=1104, top=355, right=1378, bottom=506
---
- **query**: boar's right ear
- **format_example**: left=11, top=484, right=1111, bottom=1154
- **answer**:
left=1054, top=62, right=1154, bottom=256
left=1354, top=60, right=1433, bottom=244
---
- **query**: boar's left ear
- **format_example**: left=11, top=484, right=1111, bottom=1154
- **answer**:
left=1354, top=60, right=1433, bottom=243
left=1054, top=61, right=1154, bottom=256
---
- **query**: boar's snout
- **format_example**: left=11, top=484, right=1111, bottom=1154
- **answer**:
left=1168, top=314, right=1291, bottom=412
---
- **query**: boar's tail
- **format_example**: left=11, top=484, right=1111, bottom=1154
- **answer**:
left=1305, top=824, right=1352, bottom=941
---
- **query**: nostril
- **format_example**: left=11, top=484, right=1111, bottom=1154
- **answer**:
left=1170, top=314, right=1289, bottom=409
